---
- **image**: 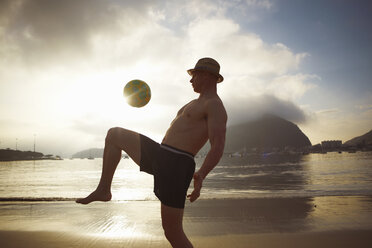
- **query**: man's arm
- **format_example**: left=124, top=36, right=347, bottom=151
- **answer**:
left=187, top=99, right=227, bottom=202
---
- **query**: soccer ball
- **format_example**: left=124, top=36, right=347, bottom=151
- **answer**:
left=123, top=79, right=151, bottom=107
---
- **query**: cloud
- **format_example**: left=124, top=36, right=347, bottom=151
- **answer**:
left=355, top=104, right=372, bottom=110
left=225, top=94, right=308, bottom=126
left=0, top=0, right=154, bottom=66
left=266, top=73, right=318, bottom=100
left=0, top=0, right=316, bottom=156
left=184, top=18, right=308, bottom=77
left=70, top=115, right=109, bottom=140
left=1, top=0, right=310, bottom=82
left=245, top=0, right=273, bottom=10
left=316, top=108, right=340, bottom=115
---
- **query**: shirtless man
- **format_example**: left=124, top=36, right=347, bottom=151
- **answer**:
left=76, top=58, right=227, bottom=248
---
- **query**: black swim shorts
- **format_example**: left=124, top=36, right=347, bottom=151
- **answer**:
left=139, top=134, right=196, bottom=209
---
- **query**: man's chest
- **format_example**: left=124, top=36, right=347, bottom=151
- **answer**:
left=182, top=100, right=207, bottom=121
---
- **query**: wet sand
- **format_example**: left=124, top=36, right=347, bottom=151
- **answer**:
left=1, top=230, right=372, bottom=248
left=1, top=196, right=372, bottom=247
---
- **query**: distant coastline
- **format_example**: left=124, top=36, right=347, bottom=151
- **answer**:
left=0, top=149, right=62, bottom=162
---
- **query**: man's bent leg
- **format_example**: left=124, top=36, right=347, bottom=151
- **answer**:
left=161, top=204, right=193, bottom=248
left=76, top=127, right=141, bottom=204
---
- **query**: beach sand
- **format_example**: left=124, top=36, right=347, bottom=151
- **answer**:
left=1, top=196, right=372, bottom=247
left=1, top=230, right=372, bottom=248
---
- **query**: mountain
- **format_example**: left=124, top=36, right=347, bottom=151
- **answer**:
left=225, top=114, right=311, bottom=152
left=344, top=130, right=372, bottom=146
left=72, top=148, right=104, bottom=159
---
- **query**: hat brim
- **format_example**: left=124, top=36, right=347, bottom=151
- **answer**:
left=187, top=69, right=224, bottom=83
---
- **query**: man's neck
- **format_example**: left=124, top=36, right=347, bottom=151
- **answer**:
left=199, top=84, right=217, bottom=99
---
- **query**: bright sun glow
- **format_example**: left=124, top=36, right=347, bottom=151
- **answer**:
left=58, top=67, right=165, bottom=124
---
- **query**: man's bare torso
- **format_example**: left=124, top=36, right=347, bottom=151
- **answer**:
left=162, top=96, right=223, bottom=155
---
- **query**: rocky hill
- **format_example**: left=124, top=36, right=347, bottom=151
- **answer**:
left=224, top=114, right=311, bottom=152
left=344, top=130, right=372, bottom=146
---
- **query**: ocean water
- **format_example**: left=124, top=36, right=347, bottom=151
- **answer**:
left=0, top=151, right=371, bottom=201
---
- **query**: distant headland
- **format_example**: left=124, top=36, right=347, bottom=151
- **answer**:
left=0, top=149, right=62, bottom=161
left=72, top=115, right=371, bottom=159
left=3, top=115, right=371, bottom=161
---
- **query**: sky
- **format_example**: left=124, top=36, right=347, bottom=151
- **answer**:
left=0, top=0, right=371, bottom=157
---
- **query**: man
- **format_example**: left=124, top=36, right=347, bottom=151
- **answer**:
left=76, top=57, right=227, bottom=248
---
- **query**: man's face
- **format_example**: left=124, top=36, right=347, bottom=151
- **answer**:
left=190, top=71, right=208, bottom=93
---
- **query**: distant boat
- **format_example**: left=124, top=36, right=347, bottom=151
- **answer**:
left=41, top=155, right=63, bottom=160
left=88, top=150, right=95, bottom=160
left=229, top=152, right=242, bottom=157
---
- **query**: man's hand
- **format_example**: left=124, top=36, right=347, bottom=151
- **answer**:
left=187, top=172, right=204, bottom=202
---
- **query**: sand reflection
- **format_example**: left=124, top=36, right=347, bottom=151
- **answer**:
left=309, top=196, right=372, bottom=231
left=1, top=196, right=372, bottom=240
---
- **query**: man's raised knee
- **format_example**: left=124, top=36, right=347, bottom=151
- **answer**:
left=106, top=127, right=121, bottom=143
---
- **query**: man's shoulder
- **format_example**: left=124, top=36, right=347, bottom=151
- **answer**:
left=203, top=95, right=223, bottom=105
left=204, top=96, right=225, bottom=109
left=204, top=96, right=227, bottom=120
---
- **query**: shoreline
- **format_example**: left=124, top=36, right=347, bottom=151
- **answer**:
left=1, top=149, right=371, bottom=162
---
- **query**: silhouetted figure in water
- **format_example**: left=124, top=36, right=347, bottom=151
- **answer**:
left=76, top=58, right=227, bottom=248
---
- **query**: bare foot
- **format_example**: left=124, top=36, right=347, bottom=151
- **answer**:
left=76, top=190, right=112, bottom=204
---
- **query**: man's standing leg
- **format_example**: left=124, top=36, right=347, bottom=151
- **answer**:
left=76, top=127, right=141, bottom=204
left=161, top=204, right=193, bottom=248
